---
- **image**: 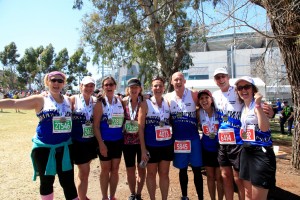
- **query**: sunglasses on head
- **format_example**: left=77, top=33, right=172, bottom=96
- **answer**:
left=237, top=84, right=252, bottom=91
left=103, top=83, right=115, bottom=87
left=50, top=79, right=64, bottom=83
left=215, top=74, right=227, bottom=80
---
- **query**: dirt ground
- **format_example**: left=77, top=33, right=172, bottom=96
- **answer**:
left=0, top=110, right=300, bottom=200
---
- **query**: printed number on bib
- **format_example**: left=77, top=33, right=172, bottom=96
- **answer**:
left=174, top=140, right=191, bottom=153
left=125, top=120, right=138, bottom=133
left=82, top=124, right=94, bottom=138
left=218, top=128, right=236, bottom=144
left=109, top=113, right=124, bottom=128
left=155, top=125, right=172, bottom=141
left=53, top=116, right=72, bottom=133
left=240, top=125, right=255, bottom=141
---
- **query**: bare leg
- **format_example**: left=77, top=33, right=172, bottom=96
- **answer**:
left=76, top=162, right=91, bottom=200
left=220, top=166, right=234, bottom=200
left=158, top=161, right=171, bottom=200
left=109, top=158, right=121, bottom=199
left=100, top=160, right=111, bottom=199
left=146, top=163, right=158, bottom=200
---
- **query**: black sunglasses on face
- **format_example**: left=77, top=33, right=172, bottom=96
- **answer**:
left=50, top=79, right=64, bottom=83
left=103, top=83, right=114, bottom=87
left=237, top=84, right=252, bottom=91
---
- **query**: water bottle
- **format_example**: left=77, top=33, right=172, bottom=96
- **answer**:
left=139, top=152, right=150, bottom=168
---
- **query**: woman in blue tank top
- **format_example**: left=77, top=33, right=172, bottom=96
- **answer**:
left=93, top=76, right=124, bottom=200
left=235, top=76, right=276, bottom=200
left=0, top=71, right=78, bottom=200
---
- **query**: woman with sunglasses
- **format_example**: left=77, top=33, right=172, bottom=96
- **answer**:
left=70, top=76, right=98, bottom=200
left=235, top=76, right=276, bottom=200
left=93, top=76, right=124, bottom=200
left=122, top=78, right=146, bottom=200
left=0, top=71, right=78, bottom=200
left=197, top=89, right=224, bottom=200
left=138, top=77, right=173, bottom=200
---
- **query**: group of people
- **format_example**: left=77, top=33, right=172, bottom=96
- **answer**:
left=0, top=68, right=277, bottom=200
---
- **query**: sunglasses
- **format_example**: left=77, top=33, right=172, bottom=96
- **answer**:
left=237, top=84, right=252, bottom=91
left=50, top=79, right=64, bottom=83
left=215, top=74, right=227, bottom=80
left=103, top=83, right=115, bottom=87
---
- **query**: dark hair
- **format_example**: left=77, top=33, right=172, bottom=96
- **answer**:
left=152, top=76, right=165, bottom=84
left=101, top=76, right=117, bottom=87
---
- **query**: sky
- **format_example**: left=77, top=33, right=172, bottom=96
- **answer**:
left=0, top=0, right=98, bottom=76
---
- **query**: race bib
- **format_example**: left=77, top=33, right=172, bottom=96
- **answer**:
left=109, top=113, right=124, bottom=128
left=218, top=128, right=236, bottom=144
left=202, top=121, right=219, bottom=136
left=240, top=125, right=255, bottom=142
left=82, top=124, right=94, bottom=138
left=52, top=116, right=72, bottom=133
left=155, top=125, right=172, bottom=141
left=125, top=120, right=138, bottom=133
left=174, top=140, right=191, bottom=153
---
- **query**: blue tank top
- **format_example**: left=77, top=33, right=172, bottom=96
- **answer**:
left=241, top=104, right=272, bottom=147
left=35, top=95, right=72, bottom=144
left=144, top=98, right=172, bottom=147
left=72, top=94, right=97, bottom=142
left=199, top=108, right=219, bottom=152
left=100, top=96, right=124, bottom=141
left=169, top=89, right=198, bottom=140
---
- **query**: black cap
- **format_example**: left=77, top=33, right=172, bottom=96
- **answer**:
left=283, top=100, right=288, bottom=103
left=127, top=78, right=141, bottom=87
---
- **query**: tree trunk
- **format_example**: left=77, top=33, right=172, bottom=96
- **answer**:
left=251, top=0, right=300, bottom=169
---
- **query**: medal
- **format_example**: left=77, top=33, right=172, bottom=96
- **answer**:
left=85, top=121, right=91, bottom=126
left=177, top=112, right=183, bottom=118
left=209, top=133, right=215, bottom=139
left=107, top=118, right=112, bottom=125
left=159, top=121, right=165, bottom=127
left=223, top=114, right=228, bottom=122
left=60, top=117, right=66, bottom=123
left=242, top=131, right=247, bottom=139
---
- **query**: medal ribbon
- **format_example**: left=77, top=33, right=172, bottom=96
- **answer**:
left=203, top=108, right=216, bottom=133
left=80, top=94, right=93, bottom=121
left=49, top=94, right=66, bottom=117
left=176, top=88, right=187, bottom=111
left=241, top=99, right=255, bottom=131
left=151, top=97, right=165, bottom=122
left=105, top=96, right=115, bottom=120
left=128, top=96, right=140, bottom=120
left=220, top=86, right=233, bottom=115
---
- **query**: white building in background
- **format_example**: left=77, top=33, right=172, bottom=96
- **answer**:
left=114, top=32, right=291, bottom=101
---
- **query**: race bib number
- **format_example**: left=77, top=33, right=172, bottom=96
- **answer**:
left=125, top=120, right=138, bottom=133
left=218, top=128, right=236, bottom=144
left=52, top=116, right=72, bottom=133
left=155, top=125, right=172, bottom=141
left=174, top=140, right=191, bottom=153
left=240, top=125, right=255, bottom=141
left=109, top=113, right=124, bottom=128
left=82, top=124, right=94, bottom=138
left=202, top=121, right=219, bottom=136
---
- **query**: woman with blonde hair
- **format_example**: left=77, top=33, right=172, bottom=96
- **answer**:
left=0, top=71, right=78, bottom=200
left=70, top=76, right=98, bottom=200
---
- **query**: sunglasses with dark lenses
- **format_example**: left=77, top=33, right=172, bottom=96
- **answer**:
left=215, top=74, right=227, bottom=80
left=237, top=84, right=252, bottom=91
left=103, top=83, right=115, bottom=87
left=50, top=79, right=64, bottom=83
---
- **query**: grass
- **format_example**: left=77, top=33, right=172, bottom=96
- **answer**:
left=270, top=119, right=293, bottom=143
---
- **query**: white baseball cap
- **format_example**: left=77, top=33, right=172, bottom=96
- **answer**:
left=234, top=76, right=255, bottom=86
left=213, top=67, right=228, bottom=76
left=81, top=76, right=95, bottom=85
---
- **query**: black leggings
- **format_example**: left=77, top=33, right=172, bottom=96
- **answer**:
left=179, top=166, right=203, bottom=200
left=32, top=146, right=77, bottom=200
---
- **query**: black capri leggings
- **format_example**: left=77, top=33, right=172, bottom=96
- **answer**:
left=31, top=146, right=77, bottom=200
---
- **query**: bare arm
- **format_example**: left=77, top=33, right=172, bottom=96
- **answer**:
left=93, top=101, right=107, bottom=157
left=254, top=93, right=270, bottom=132
left=138, top=100, right=149, bottom=162
left=0, top=95, right=43, bottom=113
